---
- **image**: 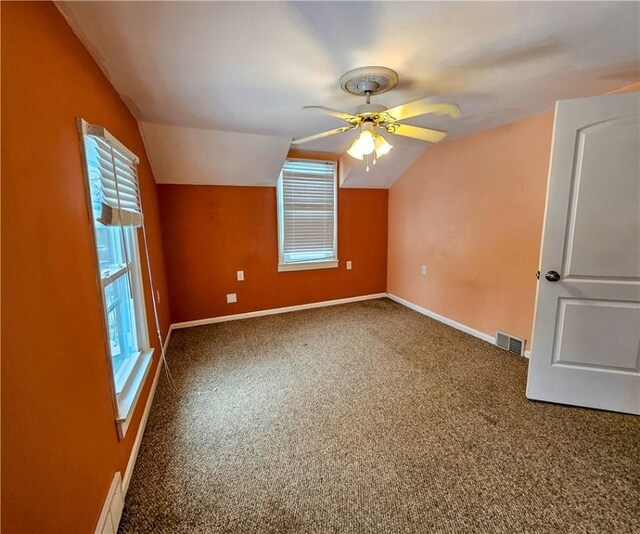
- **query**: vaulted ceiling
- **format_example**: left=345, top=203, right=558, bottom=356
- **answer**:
left=57, top=1, right=640, bottom=188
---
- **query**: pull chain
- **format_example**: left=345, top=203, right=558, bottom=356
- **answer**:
left=364, top=92, right=374, bottom=171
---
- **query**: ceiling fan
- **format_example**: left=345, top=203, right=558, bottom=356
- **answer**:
left=292, top=67, right=460, bottom=170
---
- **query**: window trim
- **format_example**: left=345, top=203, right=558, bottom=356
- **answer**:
left=276, top=158, right=338, bottom=272
left=77, top=118, right=153, bottom=440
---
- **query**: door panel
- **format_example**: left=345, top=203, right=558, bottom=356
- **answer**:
left=526, top=92, right=640, bottom=414
left=552, top=299, right=640, bottom=371
left=564, top=119, right=640, bottom=279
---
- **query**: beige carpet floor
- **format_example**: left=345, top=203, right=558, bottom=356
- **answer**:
left=119, top=298, right=639, bottom=534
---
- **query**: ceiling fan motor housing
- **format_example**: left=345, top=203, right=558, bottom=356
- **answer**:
left=354, top=103, right=388, bottom=117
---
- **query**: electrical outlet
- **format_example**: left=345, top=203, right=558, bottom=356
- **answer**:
left=156, top=289, right=161, bottom=303
left=421, top=265, right=427, bottom=276
left=346, top=261, right=352, bottom=270
left=226, top=293, right=237, bottom=304
left=237, top=270, right=244, bottom=281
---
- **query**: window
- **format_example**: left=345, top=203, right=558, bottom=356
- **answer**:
left=79, top=119, right=152, bottom=439
left=277, top=159, right=338, bottom=271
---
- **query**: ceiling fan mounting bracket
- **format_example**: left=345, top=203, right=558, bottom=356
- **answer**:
left=339, top=66, right=399, bottom=97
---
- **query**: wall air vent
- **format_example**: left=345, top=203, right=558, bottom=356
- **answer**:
left=496, top=331, right=525, bottom=356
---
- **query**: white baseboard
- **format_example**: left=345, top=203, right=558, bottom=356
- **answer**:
left=94, top=472, right=124, bottom=534
left=171, top=293, right=388, bottom=330
left=169, top=293, right=531, bottom=357
left=121, top=328, right=170, bottom=495
left=387, top=293, right=532, bottom=358
left=387, top=293, right=497, bottom=345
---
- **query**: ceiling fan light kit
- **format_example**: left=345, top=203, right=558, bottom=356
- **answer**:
left=374, top=134, right=393, bottom=157
left=347, top=129, right=375, bottom=160
left=346, top=121, right=394, bottom=171
left=293, top=66, right=460, bottom=172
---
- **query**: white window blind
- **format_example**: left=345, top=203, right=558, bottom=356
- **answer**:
left=278, top=159, right=337, bottom=269
left=84, top=125, right=143, bottom=227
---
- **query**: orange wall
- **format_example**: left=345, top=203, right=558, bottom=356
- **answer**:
left=388, top=112, right=554, bottom=344
left=158, top=184, right=388, bottom=323
left=2, top=3, right=171, bottom=533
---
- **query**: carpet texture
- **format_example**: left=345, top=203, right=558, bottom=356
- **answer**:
left=119, top=298, right=639, bottom=534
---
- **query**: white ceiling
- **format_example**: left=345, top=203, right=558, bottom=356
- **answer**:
left=139, top=122, right=291, bottom=186
left=57, top=1, right=639, bottom=188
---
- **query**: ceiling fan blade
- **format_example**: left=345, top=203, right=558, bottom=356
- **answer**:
left=385, top=123, right=448, bottom=143
left=292, top=125, right=355, bottom=145
left=303, top=106, right=359, bottom=122
left=379, top=99, right=460, bottom=123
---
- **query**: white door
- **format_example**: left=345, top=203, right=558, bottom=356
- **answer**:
left=526, top=92, right=640, bottom=415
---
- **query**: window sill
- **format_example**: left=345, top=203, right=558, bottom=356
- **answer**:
left=278, top=260, right=339, bottom=272
left=115, top=349, right=154, bottom=440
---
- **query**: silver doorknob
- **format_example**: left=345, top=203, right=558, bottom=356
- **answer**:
left=545, top=270, right=561, bottom=282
